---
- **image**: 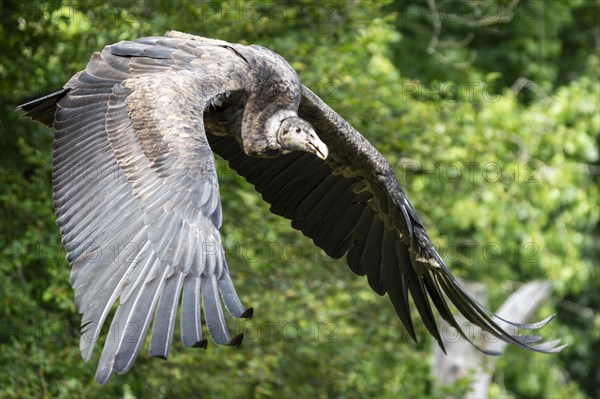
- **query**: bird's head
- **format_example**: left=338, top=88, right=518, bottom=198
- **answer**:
left=241, top=105, right=328, bottom=160
left=275, top=116, right=328, bottom=160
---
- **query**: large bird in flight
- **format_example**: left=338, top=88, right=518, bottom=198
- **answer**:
left=19, top=31, right=564, bottom=384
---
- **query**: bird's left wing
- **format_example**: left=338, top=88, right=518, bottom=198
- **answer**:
left=207, top=86, right=565, bottom=355
left=21, top=35, right=253, bottom=384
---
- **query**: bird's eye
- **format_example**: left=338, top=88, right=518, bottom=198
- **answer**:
left=295, top=127, right=302, bottom=134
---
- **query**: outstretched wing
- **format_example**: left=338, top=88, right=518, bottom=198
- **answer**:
left=207, top=86, right=565, bottom=355
left=21, top=35, right=254, bottom=384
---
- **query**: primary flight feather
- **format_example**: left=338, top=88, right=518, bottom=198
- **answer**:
left=19, top=31, right=564, bottom=385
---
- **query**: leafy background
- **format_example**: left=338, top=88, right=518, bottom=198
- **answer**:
left=1, top=0, right=598, bottom=397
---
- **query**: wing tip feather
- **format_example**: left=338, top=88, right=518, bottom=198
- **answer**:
left=240, top=307, right=254, bottom=319
left=228, top=333, right=245, bottom=347
left=191, top=339, right=209, bottom=349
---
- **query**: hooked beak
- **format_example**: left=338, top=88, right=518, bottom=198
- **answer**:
left=307, top=132, right=329, bottom=160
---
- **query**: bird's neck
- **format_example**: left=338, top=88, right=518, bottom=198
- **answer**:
left=239, top=89, right=297, bottom=158
left=212, top=51, right=303, bottom=158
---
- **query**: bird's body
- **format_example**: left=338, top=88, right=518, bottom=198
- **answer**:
left=19, top=31, right=563, bottom=385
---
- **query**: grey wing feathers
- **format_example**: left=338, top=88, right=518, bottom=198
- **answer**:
left=26, top=36, right=253, bottom=384
left=149, top=271, right=185, bottom=359
left=207, top=86, right=564, bottom=355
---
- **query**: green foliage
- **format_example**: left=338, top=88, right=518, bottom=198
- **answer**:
left=1, top=0, right=598, bottom=398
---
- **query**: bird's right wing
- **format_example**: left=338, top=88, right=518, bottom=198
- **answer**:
left=207, top=86, right=565, bottom=355
left=21, top=35, right=254, bottom=385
